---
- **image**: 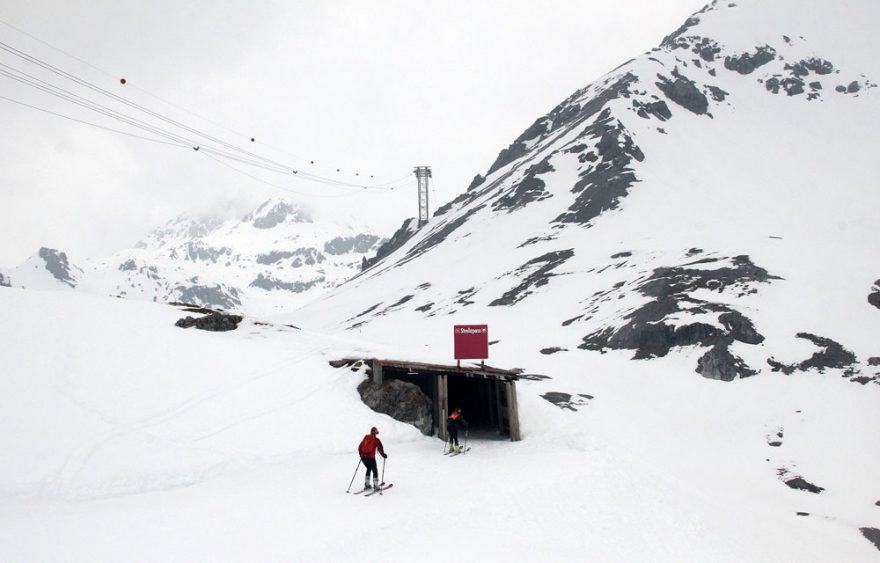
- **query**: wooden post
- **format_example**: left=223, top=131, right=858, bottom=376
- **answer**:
left=372, top=361, right=383, bottom=385
left=438, top=374, right=448, bottom=441
left=506, top=380, right=521, bottom=441
left=495, top=378, right=505, bottom=435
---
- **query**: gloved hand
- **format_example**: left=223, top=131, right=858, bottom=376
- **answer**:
left=382, top=453, right=388, bottom=459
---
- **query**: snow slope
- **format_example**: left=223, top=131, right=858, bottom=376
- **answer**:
left=1, top=289, right=879, bottom=561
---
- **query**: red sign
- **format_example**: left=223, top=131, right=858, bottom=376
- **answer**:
left=454, top=325, right=488, bottom=360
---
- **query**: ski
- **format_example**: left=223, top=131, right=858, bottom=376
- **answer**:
left=364, top=483, right=393, bottom=496
left=449, top=447, right=471, bottom=457
left=351, top=487, right=372, bottom=495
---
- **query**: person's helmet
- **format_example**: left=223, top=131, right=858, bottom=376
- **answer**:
left=370, top=426, right=378, bottom=435
left=456, top=407, right=462, bottom=413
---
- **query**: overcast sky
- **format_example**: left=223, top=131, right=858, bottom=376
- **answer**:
left=0, top=0, right=707, bottom=267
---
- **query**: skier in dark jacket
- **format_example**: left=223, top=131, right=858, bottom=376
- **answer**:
left=358, top=426, right=387, bottom=490
left=446, top=407, right=468, bottom=453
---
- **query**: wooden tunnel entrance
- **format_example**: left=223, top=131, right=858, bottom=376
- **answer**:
left=352, top=358, right=522, bottom=441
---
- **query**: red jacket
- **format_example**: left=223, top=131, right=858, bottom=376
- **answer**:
left=358, top=434, right=385, bottom=459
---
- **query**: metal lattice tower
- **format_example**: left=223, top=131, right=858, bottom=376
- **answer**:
left=413, top=166, right=432, bottom=226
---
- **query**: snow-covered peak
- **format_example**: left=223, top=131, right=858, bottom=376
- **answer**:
left=245, top=199, right=313, bottom=230
left=296, top=0, right=879, bottom=386
left=10, top=247, right=81, bottom=290
left=135, top=214, right=227, bottom=250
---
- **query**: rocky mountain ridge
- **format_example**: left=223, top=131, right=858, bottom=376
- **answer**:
left=299, top=0, right=879, bottom=386
left=5, top=199, right=385, bottom=314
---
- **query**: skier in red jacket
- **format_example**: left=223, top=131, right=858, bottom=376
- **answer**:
left=358, top=426, right=388, bottom=490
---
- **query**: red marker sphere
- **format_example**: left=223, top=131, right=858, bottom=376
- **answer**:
left=120, top=78, right=126, bottom=85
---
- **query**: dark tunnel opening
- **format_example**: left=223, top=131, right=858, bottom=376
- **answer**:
left=447, top=375, right=500, bottom=430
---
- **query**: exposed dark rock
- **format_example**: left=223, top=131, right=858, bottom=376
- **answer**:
left=611, top=251, right=632, bottom=259
left=786, top=58, right=834, bottom=77
left=724, top=46, right=776, bottom=74
left=361, top=218, right=418, bottom=271
left=38, top=247, right=77, bottom=288
left=118, top=259, right=137, bottom=272
left=488, top=73, right=637, bottom=177
left=249, top=274, right=324, bottom=293
left=661, top=16, right=701, bottom=48
left=697, top=345, right=758, bottom=381
left=633, top=99, right=672, bottom=121
left=490, top=249, right=574, bottom=306
left=518, top=235, right=557, bottom=248
left=785, top=477, right=824, bottom=494
left=170, top=302, right=217, bottom=315
left=656, top=70, right=709, bottom=114
left=541, top=392, right=592, bottom=411
left=415, top=303, right=433, bottom=313
left=346, top=303, right=382, bottom=323
left=851, top=376, right=876, bottom=385
left=768, top=441, right=782, bottom=447
left=768, top=334, right=857, bottom=376
left=455, top=288, right=478, bottom=306
left=467, top=174, right=486, bottom=191
left=519, top=373, right=552, bottom=381
left=796, top=512, right=809, bottom=517
left=250, top=201, right=310, bottom=229
left=796, top=333, right=857, bottom=371
left=868, top=358, right=880, bottom=367
left=493, top=157, right=555, bottom=213
left=719, top=311, right=764, bottom=344
left=487, top=140, right=532, bottom=176
left=848, top=81, right=861, bottom=93
left=706, top=85, right=728, bottom=102
left=766, top=77, right=805, bottom=96
left=399, top=205, right=486, bottom=268
left=357, top=378, right=432, bottom=435
left=766, top=358, right=797, bottom=375
left=173, top=282, right=241, bottom=309
left=554, top=109, right=644, bottom=225
left=324, top=234, right=381, bottom=255
left=580, top=255, right=774, bottom=375
left=836, top=85, right=847, bottom=93
left=257, top=248, right=325, bottom=266
left=540, top=347, right=567, bottom=355
left=387, top=294, right=414, bottom=309
left=0, top=272, right=10, bottom=287
left=175, top=312, right=243, bottom=331
left=869, top=280, right=880, bottom=309
left=185, top=241, right=231, bottom=263
left=861, top=528, right=880, bottom=552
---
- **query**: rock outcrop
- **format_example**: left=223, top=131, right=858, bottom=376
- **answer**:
left=357, top=378, right=433, bottom=435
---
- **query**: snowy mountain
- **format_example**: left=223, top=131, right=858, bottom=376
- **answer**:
left=1, top=1, right=879, bottom=561
left=300, top=0, right=879, bottom=384
left=7, top=199, right=386, bottom=314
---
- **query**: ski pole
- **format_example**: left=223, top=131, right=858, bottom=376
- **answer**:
left=464, top=429, right=468, bottom=454
left=380, top=456, right=386, bottom=495
left=346, top=459, right=362, bottom=493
